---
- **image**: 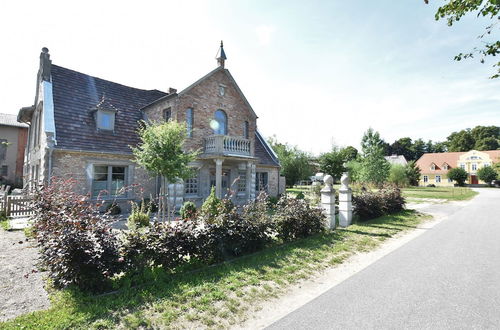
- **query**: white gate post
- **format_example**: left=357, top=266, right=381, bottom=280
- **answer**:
left=321, top=175, right=336, bottom=230
left=338, top=172, right=353, bottom=227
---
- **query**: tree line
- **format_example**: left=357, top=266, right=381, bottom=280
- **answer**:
left=269, top=125, right=499, bottom=187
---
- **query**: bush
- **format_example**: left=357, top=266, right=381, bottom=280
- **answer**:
left=180, top=201, right=197, bottom=220
left=388, top=164, right=409, bottom=187
left=32, top=177, right=121, bottom=292
left=200, top=187, right=222, bottom=223
left=447, top=167, right=468, bottom=186
left=140, top=197, right=158, bottom=213
left=477, top=166, right=498, bottom=185
left=105, top=202, right=121, bottom=215
left=295, top=191, right=305, bottom=200
left=274, top=197, right=325, bottom=241
left=352, top=185, right=405, bottom=221
left=127, top=201, right=150, bottom=230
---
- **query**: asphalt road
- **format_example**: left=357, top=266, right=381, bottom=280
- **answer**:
left=268, top=189, right=500, bottom=329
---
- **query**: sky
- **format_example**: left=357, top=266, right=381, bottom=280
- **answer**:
left=1, top=0, right=499, bottom=155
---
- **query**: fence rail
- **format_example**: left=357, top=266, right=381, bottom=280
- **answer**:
left=1, top=194, right=34, bottom=217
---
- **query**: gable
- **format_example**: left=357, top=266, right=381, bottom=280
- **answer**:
left=179, top=67, right=258, bottom=120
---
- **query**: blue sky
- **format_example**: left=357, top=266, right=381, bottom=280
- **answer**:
left=1, top=0, right=499, bottom=154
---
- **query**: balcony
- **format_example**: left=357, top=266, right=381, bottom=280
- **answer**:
left=204, top=135, right=251, bottom=157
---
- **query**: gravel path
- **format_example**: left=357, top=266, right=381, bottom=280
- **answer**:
left=0, top=230, right=50, bottom=322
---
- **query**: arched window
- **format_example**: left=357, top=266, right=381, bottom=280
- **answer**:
left=214, top=110, right=227, bottom=135
left=186, top=108, right=193, bottom=137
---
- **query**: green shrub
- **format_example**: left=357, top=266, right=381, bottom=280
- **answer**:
left=352, top=185, right=405, bottom=221
left=388, top=164, right=409, bottom=187
left=200, top=187, right=222, bottom=223
left=140, top=197, right=158, bottom=213
left=447, top=168, right=468, bottom=186
left=180, top=201, right=197, bottom=220
left=127, top=201, right=150, bottom=231
left=477, top=166, right=498, bottom=185
left=274, top=197, right=325, bottom=241
left=295, top=191, right=305, bottom=200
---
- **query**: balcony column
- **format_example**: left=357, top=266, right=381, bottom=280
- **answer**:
left=214, top=158, right=224, bottom=198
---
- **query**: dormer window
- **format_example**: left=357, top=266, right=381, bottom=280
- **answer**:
left=97, top=110, right=115, bottom=131
left=442, top=163, right=449, bottom=170
left=92, top=96, right=118, bottom=131
left=430, top=163, right=436, bottom=171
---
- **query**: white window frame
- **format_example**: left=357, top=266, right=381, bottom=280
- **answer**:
left=184, top=173, right=199, bottom=196
left=430, top=164, right=436, bottom=170
left=237, top=170, right=246, bottom=195
left=423, top=175, right=428, bottom=183
left=435, top=175, right=441, bottom=183
left=471, top=163, right=477, bottom=171
left=460, top=163, right=465, bottom=170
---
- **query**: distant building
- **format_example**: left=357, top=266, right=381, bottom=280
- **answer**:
left=416, top=150, right=500, bottom=186
left=0, top=113, right=28, bottom=187
left=384, top=155, right=408, bottom=166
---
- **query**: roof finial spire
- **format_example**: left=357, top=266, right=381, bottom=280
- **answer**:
left=216, top=40, right=227, bottom=68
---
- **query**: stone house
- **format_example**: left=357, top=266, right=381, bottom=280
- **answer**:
left=18, top=45, right=281, bottom=210
left=416, top=150, right=500, bottom=186
left=0, top=113, right=28, bottom=187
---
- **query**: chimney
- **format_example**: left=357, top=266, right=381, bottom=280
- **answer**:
left=39, top=47, right=52, bottom=82
left=168, top=87, right=177, bottom=94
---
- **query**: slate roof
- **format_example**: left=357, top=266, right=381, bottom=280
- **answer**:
left=51, top=65, right=167, bottom=153
left=0, top=113, right=28, bottom=128
left=255, top=130, right=280, bottom=167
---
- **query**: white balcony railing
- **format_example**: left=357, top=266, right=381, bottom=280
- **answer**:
left=204, top=135, right=251, bottom=156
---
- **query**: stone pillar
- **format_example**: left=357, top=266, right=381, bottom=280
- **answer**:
left=321, top=174, right=336, bottom=230
left=249, top=162, right=256, bottom=200
left=214, top=158, right=223, bottom=198
left=338, top=172, right=353, bottom=227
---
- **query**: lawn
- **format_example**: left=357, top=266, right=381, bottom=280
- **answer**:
left=402, top=186, right=478, bottom=201
left=1, top=210, right=430, bottom=329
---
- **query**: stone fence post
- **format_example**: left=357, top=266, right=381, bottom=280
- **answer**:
left=321, top=175, right=336, bottom=230
left=338, top=172, right=353, bottom=227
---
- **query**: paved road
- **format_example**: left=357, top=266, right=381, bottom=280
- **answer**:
left=268, top=189, right=500, bottom=329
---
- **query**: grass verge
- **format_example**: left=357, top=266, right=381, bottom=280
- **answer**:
left=1, top=210, right=430, bottom=330
left=0, top=213, right=10, bottom=231
left=402, top=186, right=478, bottom=201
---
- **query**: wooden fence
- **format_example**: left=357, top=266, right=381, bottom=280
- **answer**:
left=1, top=194, right=34, bottom=217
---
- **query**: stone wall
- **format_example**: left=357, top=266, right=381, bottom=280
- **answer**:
left=143, top=69, right=257, bottom=155
left=51, top=149, right=156, bottom=211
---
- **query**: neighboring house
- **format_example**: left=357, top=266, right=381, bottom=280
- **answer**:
left=384, top=155, right=407, bottom=166
left=18, top=45, right=280, bottom=210
left=0, top=113, right=28, bottom=187
left=416, top=150, right=500, bottom=186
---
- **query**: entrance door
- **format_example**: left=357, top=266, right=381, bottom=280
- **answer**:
left=470, top=175, right=478, bottom=184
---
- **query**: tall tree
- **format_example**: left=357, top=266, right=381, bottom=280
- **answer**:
left=390, top=137, right=414, bottom=160
left=411, top=138, right=427, bottom=161
left=132, top=121, right=198, bottom=220
left=359, top=128, right=391, bottom=185
left=447, top=129, right=475, bottom=152
left=319, top=146, right=359, bottom=181
left=427, top=0, right=500, bottom=79
left=268, top=137, right=313, bottom=186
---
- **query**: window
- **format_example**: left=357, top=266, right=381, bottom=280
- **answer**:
left=443, top=164, right=448, bottom=170
left=0, top=139, right=7, bottom=160
left=186, top=108, right=193, bottom=138
left=164, top=108, right=171, bottom=122
left=219, top=85, right=225, bottom=96
left=238, top=170, right=246, bottom=193
left=213, top=110, right=227, bottom=135
left=484, top=163, right=490, bottom=167
left=471, top=163, right=477, bottom=171
left=460, top=163, right=465, bottom=170
left=243, top=121, right=249, bottom=139
left=92, top=165, right=127, bottom=197
left=430, top=164, right=436, bottom=170
left=185, top=174, right=198, bottom=195
left=1, top=165, right=7, bottom=176
left=97, top=110, right=115, bottom=131
left=256, top=172, right=268, bottom=193
left=435, top=175, right=441, bottom=183
left=423, top=175, right=428, bottom=183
